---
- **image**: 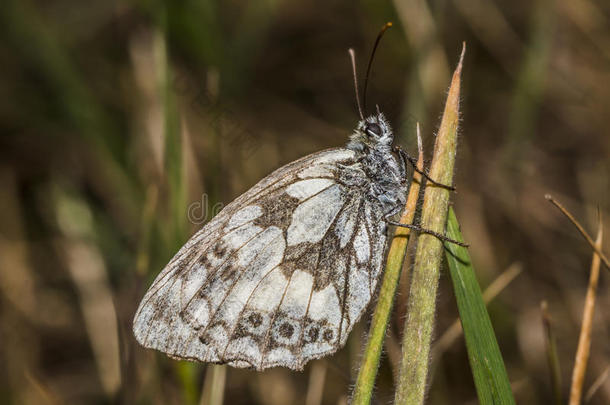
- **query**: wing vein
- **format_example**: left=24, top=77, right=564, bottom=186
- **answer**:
left=200, top=231, right=284, bottom=339
left=140, top=223, right=267, bottom=345
left=218, top=242, right=284, bottom=362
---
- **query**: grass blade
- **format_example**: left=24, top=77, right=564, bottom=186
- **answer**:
left=394, top=44, right=465, bottom=405
left=433, top=262, right=522, bottom=358
left=444, top=208, right=515, bottom=405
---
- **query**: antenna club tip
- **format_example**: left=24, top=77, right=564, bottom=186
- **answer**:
left=379, top=22, right=393, bottom=33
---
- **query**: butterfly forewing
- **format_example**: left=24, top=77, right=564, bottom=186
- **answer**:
left=133, top=148, right=388, bottom=370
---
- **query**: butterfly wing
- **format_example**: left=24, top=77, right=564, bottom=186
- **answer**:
left=133, top=148, right=388, bottom=370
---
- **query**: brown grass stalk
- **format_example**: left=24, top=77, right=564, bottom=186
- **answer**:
left=545, top=195, right=610, bottom=271
left=569, top=215, right=604, bottom=405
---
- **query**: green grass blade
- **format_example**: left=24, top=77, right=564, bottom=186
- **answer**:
left=444, top=208, right=515, bottom=405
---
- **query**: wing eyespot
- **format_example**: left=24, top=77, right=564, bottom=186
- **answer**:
left=279, top=322, right=294, bottom=339
left=248, top=312, right=263, bottom=327
left=322, top=329, right=334, bottom=343
left=306, top=325, right=319, bottom=343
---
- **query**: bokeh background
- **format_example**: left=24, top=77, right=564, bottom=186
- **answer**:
left=1, top=0, right=609, bottom=404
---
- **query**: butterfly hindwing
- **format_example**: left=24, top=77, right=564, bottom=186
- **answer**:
left=133, top=148, right=388, bottom=370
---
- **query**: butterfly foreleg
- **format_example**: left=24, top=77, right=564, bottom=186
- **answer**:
left=392, top=146, right=455, bottom=191
left=385, top=217, right=469, bottom=247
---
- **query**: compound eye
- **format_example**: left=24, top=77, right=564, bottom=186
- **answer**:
left=365, top=123, right=382, bottom=137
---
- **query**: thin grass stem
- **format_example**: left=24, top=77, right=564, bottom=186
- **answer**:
left=199, top=365, right=226, bottom=405
left=584, top=365, right=610, bottom=403
left=569, top=215, right=603, bottom=405
left=545, top=195, right=610, bottom=271
left=394, top=44, right=465, bottom=405
left=541, top=301, right=563, bottom=405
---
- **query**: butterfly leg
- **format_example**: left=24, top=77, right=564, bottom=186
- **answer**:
left=385, top=218, right=469, bottom=247
left=392, top=146, right=456, bottom=191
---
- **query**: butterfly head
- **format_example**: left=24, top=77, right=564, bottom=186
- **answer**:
left=348, top=112, right=393, bottom=152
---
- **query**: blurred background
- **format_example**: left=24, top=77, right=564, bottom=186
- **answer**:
left=1, top=0, right=609, bottom=404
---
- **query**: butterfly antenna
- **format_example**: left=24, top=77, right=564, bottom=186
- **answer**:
left=363, top=22, right=392, bottom=113
left=348, top=48, right=364, bottom=121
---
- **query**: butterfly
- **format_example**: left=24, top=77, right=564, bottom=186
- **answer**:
left=133, top=109, right=410, bottom=368
left=132, top=24, right=453, bottom=371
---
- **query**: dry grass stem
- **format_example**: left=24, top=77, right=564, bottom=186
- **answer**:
left=545, top=195, right=610, bottom=271
left=199, top=365, right=226, bottom=405
left=569, top=216, right=604, bottom=405
left=584, top=365, right=610, bottom=403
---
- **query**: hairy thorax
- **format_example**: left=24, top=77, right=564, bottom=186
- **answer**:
left=354, top=146, right=406, bottom=217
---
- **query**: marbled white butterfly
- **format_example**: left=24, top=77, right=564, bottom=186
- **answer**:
left=133, top=24, right=457, bottom=370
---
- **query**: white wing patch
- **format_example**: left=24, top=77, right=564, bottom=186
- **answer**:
left=335, top=198, right=360, bottom=248
left=222, top=222, right=263, bottom=250
left=347, top=260, right=371, bottom=325
left=235, top=226, right=283, bottom=267
left=308, top=284, right=341, bottom=324
left=286, top=178, right=334, bottom=200
left=281, top=270, right=314, bottom=319
left=248, top=267, right=289, bottom=311
left=354, top=225, right=370, bottom=264
left=132, top=147, right=393, bottom=371
left=228, top=205, right=263, bottom=230
left=287, top=184, right=344, bottom=246
left=297, top=165, right=335, bottom=179
left=312, top=149, right=355, bottom=164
